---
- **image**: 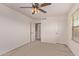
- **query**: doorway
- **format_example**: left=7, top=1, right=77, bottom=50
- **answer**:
left=35, top=23, right=41, bottom=41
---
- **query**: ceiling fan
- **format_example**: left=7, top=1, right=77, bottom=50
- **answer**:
left=20, top=3, right=52, bottom=14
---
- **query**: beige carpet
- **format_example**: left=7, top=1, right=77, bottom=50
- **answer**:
left=2, top=40, right=74, bottom=56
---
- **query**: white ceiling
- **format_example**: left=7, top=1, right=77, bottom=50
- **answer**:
left=3, top=3, right=73, bottom=19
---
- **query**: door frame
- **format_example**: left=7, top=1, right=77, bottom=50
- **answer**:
left=35, top=23, right=41, bottom=41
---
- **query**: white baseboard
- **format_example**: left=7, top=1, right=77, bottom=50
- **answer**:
left=0, top=41, right=30, bottom=55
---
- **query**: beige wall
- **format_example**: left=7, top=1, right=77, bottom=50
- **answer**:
left=0, top=4, right=32, bottom=55
left=67, top=4, right=79, bottom=56
left=41, top=16, right=68, bottom=44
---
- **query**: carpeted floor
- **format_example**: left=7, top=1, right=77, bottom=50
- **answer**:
left=2, top=40, right=74, bottom=56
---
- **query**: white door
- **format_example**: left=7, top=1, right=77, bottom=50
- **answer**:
left=30, top=23, right=35, bottom=42
left=41, top=18, right=61, bottom=43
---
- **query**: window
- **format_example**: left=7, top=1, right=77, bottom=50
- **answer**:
left=73, top=16, right=79, bottom=26
left=72, top=9, right=79, bottom=43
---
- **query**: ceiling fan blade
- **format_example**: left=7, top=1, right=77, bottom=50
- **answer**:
left=20, top=7, right=32, bottom=8
left=40, top=3, right=51, bottom=7
left=38, top=9, right=47, bottom=13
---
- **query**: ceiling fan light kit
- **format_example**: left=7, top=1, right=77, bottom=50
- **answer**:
left=20, top=3, right=52, bottom=14
left=32, top=7, right=39, bottom=14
